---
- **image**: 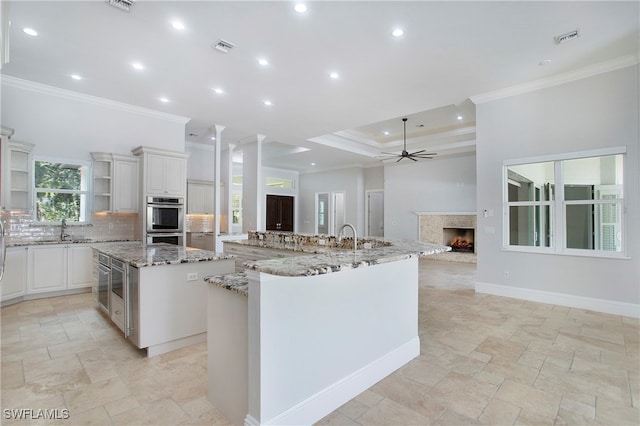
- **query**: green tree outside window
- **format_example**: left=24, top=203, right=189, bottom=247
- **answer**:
left=35, top=161, right=88, bottom=222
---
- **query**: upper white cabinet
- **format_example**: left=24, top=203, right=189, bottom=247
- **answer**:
left=1, top=136, right=35, bottom=211
left=187, top=180, right=215, bottom=214
left=91, top=153, right=139, bottom=213
left=133, top=146, right=188, bottom=197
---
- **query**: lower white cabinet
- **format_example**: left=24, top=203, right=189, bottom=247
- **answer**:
left=1, top=244, right=94, bottom=303
left=67, top=246, right=94, bottom=289
left=1, top=247, right=28, bottom=301
left=28, top=246, right=67, bottom=294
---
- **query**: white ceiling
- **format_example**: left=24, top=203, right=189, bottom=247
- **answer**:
left=2, top=1, right=638, bottom=173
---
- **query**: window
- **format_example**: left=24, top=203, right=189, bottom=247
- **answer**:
left=34, top=159, right=89, bottom=223
left=504, top=149, right=625, bottom=257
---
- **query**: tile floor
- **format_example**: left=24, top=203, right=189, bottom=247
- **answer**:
left=1, top=259, right=638, bottom=425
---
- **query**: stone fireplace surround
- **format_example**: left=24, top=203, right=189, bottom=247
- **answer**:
left=416, top=212, right=477, bottom=263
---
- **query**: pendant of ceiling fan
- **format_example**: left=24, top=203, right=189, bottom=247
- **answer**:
left=378, top=118, right=437, bottom=162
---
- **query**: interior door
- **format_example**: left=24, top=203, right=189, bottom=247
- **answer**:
left=266, top=195, right=294, bottom=232
left=367, top=190, right=384, bottom=237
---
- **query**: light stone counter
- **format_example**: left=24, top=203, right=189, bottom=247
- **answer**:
left=91, top=242, right=235, bottom=268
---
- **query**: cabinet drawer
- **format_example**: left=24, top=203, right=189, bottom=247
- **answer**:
left=111, top=296, right=125, bottom=332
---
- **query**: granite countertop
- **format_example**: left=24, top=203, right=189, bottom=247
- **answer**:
left=241, top=239, right=450, bottom=277
left=7, top=238, right=138, bottom=247
left=91, top=242, right=235, bottom=268
left=206, top=238, right=449, bottom=295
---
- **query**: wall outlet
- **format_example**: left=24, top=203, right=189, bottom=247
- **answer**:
left=284, top=236, right=291, bottom=242
left=503, top=271, right=510, bottom=280
left=318, top=239, right=326, bottom=245
left=187, top=272, right=198, bottom=281
left=108, top=223, right=114, bottom=230
left=363, top=242, right=372, bottom=249
left=258, top=234, right=264, bottom=240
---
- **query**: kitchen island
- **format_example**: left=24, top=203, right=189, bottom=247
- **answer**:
left=92, top=242, right=235, bottom=356
left=205, top=232, right=449, bottom=425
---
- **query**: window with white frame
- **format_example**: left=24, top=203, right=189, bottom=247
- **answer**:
left=504, top=149, right=625, bottom=257
left=34, top=158, right=89, bottom=223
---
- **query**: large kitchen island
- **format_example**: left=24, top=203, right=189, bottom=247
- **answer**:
left=92, top=242, right=235, bottom=356
left=205, top=232, right=450, bottom=425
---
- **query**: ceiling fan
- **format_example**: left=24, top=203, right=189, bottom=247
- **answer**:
left=378, top=118, right=437, bottom=162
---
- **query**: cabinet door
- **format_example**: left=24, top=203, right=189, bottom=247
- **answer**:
left=67, top=246, right=94, bottom=289
left=164, top=156, right=186, bottom=196
left=187, top=182, right=214, bottom=214
left=1, top=247, right=27, bottom=301
left=28, top=246, right=66, bottom=293
left=113, top=159, right=139, bottom=213
left=146, top=154, right=167, bottom=195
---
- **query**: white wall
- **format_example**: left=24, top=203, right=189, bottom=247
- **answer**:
left=475, top=65, right=639, bottom=311
left=364, top=166, right=384, bottom=190
left=185, top=142, right=214, bottom=181
left=383, top=153, right=477, bottom=240
left=1, top=81, right=188, bottom=162
left=298, top=167, right=365, bottom=235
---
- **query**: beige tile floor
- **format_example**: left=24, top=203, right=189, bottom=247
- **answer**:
left=1, top=258, right=638, bottom=425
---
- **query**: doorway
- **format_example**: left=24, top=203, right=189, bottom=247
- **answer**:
left=366, top=190, right=384, bottom=237
left=315, top=191, right=345, bottom=236
left=266, top=195, right=294, bottom=232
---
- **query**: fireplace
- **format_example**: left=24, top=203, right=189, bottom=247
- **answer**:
left=443, top=227, right=475, bottom=253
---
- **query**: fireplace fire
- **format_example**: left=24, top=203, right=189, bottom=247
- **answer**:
left=443, top=227, right=475, bottom=253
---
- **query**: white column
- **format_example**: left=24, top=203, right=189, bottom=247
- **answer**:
left=242, top=134, right=264, bottom=233
left=214, top=124, right=225, bottom=251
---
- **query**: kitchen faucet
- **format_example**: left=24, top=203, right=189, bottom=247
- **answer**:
left=337, top=223, right=357, bottom=252
left=60, top=218, right=70, bottom=241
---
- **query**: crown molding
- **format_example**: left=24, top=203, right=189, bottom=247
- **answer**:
left=1, top=75, right=191, bottom=124
left=470, top=54, right=639, bottom=104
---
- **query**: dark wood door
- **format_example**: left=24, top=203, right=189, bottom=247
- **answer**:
left=266, top=195, right=294, bottom=232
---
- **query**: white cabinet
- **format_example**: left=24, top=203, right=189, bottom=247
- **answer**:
left=91, top=153, right=139, bottom=213
left=112, top=156, right=139, bottom=213
left=67, top=245, right=94, bottom=289
left=28, top=246, right=67, bottom=294
left=187, top=180, right=214, bottom=214
left=140, top=151, right=187, bottom=197
left=1, top=247, right=28, bottom=302
left=1, top=140, right=35, bottom=211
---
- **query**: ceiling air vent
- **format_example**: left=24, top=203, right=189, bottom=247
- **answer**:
left=106, top=0, right=135, bottom=12
left=212, top=39, right=236, bottom=54
left=554, top=29, right=580, bottom=44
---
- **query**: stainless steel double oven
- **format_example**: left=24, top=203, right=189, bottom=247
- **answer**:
left=146, top=196, right=184, bottom=245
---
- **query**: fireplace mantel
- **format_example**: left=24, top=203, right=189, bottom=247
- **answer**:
left=418, top=213, right=477, bottom=263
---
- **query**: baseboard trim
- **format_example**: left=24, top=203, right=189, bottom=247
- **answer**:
left=261, top=337, right=420, bottom=425
left=146, top=332, right=206, bottom=357
left=475, top=282, right=640, bottom=319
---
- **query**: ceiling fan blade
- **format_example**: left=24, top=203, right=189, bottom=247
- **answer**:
left=409, top=156, right=418, bottom=161
left=396, top=157, right=403, bottom=163
left=410, top=150, right=427, bottom=155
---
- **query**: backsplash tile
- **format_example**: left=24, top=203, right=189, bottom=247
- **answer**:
left=0, top=210, right=137, bottom=244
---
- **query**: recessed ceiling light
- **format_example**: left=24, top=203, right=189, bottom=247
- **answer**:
left=257, top=58, right=269, bottom=66
left=539, top=59, right=552, bottom=66
left=171, top=21, right=185, bottom=30
left=263, top=100, right=273, bottom=106
left=294, top=3, right=307, bottom=13
left=23, top=28, right=38, bottom=36
left=70, top=74, right=82, bottom=80
left=392, top=28, right=404, bottom=37
left=132, top=62, right=144, bottom=70
left=384, top=131, right=389, bottom=135
left=311, top=162, right=316, bottom=166
left=211, top=136, right=216, bottom=141
left=159, top=97, right=170, bottom=103
left=213, top=88, right=225, bottom=95
left=329, top=72, right=339, bottom=79
left=457, top=115, right=463, bottom=120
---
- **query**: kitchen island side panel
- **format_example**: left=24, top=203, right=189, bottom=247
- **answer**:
left=138, top=259, right=235, bottom=351
left=248, top=256, right=419, bottom=425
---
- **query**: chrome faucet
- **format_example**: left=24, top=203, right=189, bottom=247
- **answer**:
left=60, top=218, right=70, bottom=241
left=337, top=223, right=358, bottom=251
